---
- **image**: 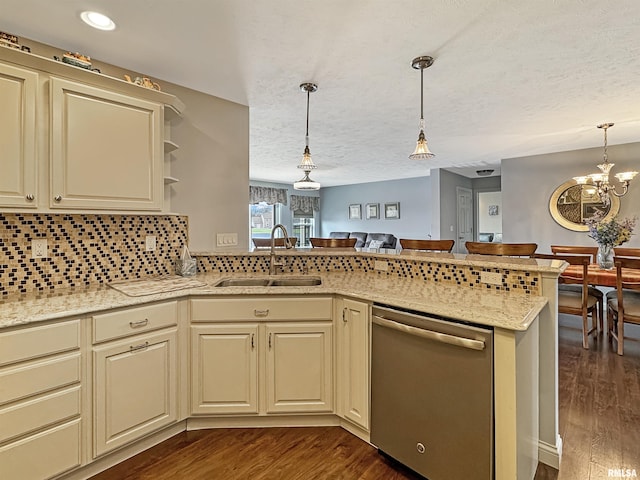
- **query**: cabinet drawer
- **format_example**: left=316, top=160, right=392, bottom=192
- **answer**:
left=93, top=301, right=177, bottom=343
left=0, top=352, right=81, bottom=405
left=0, top=419, right=81, bottom=480
left=191, top=297, right=333, bottom=322
left=0, top=319, right=80, bottom=367
left=0, top=385, right=81, bottom=443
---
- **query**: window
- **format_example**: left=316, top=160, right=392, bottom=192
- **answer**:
left=293, top=210, right=316, bottom=247
left=249, top=202, right=277, bottom=240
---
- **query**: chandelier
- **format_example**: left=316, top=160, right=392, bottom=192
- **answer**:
left=293, top=83, right=320, bottom=190
left=409, top=56, right=435, bottom=160
left=573, top=123, right=637, bottom=201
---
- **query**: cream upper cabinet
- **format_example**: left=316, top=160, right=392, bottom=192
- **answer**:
left=0, top=62, right=38, bottom=208
left=265, top=322, right=333, bottom=414
left=50, top=77, right=163, bottom=211
left=336, top=298, right=370, bottom=430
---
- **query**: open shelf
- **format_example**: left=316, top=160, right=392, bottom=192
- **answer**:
left=164, top=176, right=179, bottom=185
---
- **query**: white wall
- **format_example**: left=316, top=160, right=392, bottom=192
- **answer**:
left=478, top=191, right=502, bottom=237
left=168, top=85, right=250, bottom=251
left=320, top=177, right=432, bottom=239
left=502, top=142, right=640, bottom=252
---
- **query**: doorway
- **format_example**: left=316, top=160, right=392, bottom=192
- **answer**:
left=456, top=187, right=473, bottom=253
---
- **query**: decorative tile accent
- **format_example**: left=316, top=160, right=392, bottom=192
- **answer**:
left=0, top=214, right=189, bottom=296
left=195, top=254, right=540, bottom=295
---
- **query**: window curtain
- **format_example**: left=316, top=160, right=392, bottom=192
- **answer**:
left=249, top=186, right=287, bottom=205
left=290, top=195, right=319, bottom=214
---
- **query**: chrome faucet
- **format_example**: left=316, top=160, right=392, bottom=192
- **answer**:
left=269, top=224, right=293, bottom=275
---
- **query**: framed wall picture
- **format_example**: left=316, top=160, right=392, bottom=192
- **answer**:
left=349, top=204, right=362, bottom=220
left=384, top=202, right=400, bottom=219
left=488, top=205, right=499, bottom=216
left=366, top=203, right=379, bottom=219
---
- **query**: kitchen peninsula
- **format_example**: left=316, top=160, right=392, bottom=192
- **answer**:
left=0, top=248, right=564, bottom=480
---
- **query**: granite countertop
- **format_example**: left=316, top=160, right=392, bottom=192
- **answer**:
left=0, top=271, right=548, bottom=332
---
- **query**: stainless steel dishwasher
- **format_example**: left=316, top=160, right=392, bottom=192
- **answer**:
left=370, top=304, right=494, bottom=480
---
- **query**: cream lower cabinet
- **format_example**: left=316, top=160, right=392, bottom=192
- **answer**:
left=190, top=297, right=333, bottom=416
left=191, top=324, right=259, bottom=415
left=92, top=302, right=179, bottom=457
left=0, top=319, right=83, bottom=480
left=336, top=298, right=370, bottom=430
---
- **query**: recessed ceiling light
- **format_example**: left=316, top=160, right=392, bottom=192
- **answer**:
left=80, top=11, right=116, bottom=31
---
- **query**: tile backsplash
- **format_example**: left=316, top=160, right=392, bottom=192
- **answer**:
left=0, top=213, right=189, bottom=296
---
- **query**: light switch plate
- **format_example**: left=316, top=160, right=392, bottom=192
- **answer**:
left=480, top=271, right=502, bottom=285
left=374, top=260, right=389, bottom=271
left=216, top=233, right=238, bottom=247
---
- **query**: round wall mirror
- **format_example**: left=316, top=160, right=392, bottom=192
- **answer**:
left=549, top=180, right=620, bottom=231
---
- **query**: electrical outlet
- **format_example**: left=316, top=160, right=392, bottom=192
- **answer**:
left=480, top=271, right=502, bottom=285
left=32, top=239, right=48, bottom=259
left=374, top=260, right=389, bottom=272
left=145, top=235, right=157, bottom=252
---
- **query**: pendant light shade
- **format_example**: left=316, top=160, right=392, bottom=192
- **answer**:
left=294, top=82, right=320, bottom=190
left=409, top=56, right=435, bottom=160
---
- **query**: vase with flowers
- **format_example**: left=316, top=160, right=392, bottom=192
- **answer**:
left=584, top=213, right=636, bottom=269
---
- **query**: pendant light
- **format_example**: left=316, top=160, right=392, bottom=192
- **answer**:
left=409, top=56, right=435, bottom=160
left=294, top=82, right=320, bottom=190
left=573, top=123, right=638, bottom=200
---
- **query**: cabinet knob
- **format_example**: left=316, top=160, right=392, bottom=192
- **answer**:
left=54, top=195, right=62, bottom=202
left=26, top=194, right=35, bottom=201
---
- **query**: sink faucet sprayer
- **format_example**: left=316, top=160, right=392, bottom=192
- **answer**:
left=269, top=224, right=293, bottom=275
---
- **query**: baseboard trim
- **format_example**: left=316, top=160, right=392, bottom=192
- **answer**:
left=57, top=422, right=186, bottom=480
left=538, top=435, right=562, bottom=469
left=187, top=414, right=341, bottom=430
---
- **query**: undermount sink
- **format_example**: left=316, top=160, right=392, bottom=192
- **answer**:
left=214, top=277, right=322, bottom=288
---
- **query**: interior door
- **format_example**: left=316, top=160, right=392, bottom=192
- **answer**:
left=456, top=187, right=473, bottom=253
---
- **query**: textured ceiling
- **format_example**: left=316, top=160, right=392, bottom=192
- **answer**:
left=2, top=0, right=640, bottom=186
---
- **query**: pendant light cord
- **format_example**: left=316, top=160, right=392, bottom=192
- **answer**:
left=305, top=89, right=310, bottom=147
left=420, top=67, right=424, bottom=121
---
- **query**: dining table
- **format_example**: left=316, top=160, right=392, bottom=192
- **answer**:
left=560, top=264, right=640, bottom=288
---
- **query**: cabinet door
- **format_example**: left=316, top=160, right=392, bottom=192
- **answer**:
left=337, top=298, right=370, bottom=430
left=50, top=77, right=163, bottom=211
left=265, top=322, right=333, bottom=414
left=93, top=329, right=177, bottom=457
left=0, top=62, right=37, bottom=208
left=191, top=324, right=259, bottom=415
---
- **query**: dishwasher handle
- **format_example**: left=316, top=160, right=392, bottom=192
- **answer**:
left=373, top=316, right=485, bottom=351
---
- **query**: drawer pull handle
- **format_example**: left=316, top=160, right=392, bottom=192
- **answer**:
left=129, top=319, right=149, bottom=328
left=343, top=307, right=348, bottom=323
left=269, top=332, right=272, bottom=349
left=251, top=333, right=255, bottom=350
left=129, top=341, right=150, bottom=353
left=254, top=309, right=269, bottom=317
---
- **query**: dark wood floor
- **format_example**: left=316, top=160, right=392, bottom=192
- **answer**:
left=91, top=315, right=640, bottom=480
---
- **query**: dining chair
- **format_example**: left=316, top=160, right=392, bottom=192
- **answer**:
left=607, top=256, right=640, bottom=355
left=465, top=242, right=538, bottom=257
left=252, top=237, right=297, bottom=248
left=550, top=245, right=604, bottom=331
left=534, top=253, right=600, bottom=349
left=310, top=237, right=357, bottom=248
left=399, top=239, right=455, bottom=252
left=613, top=247, right=640, bottom=258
